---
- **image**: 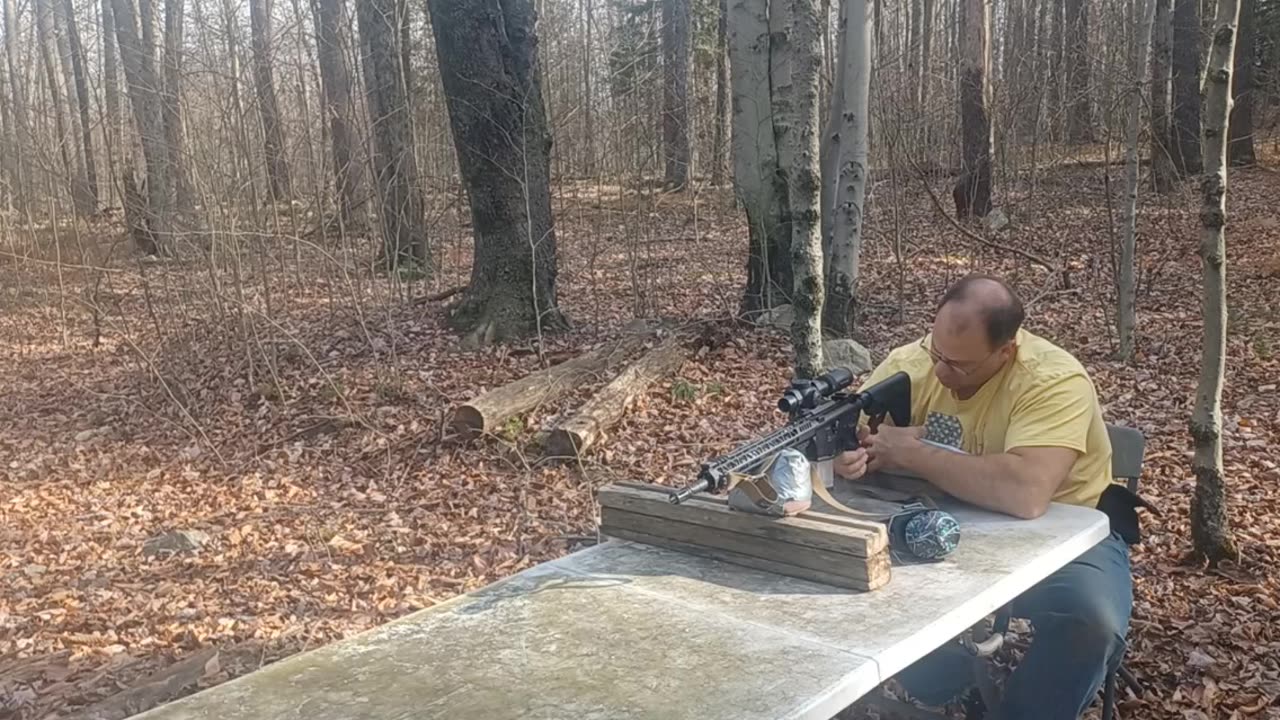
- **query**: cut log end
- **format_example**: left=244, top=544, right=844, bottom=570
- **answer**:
left=544, top=427, right=585, bottom=459
left=451, top=405, right=487, bottom=436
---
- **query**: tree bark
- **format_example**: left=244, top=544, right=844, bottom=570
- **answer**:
left=1227, top=0, right=1255, bottom=166
left=785, top=0, right=824, bottom=378
left=1150, top=0, right=1176, bottom=193
left=62, top=0, right=98, bottom=209
left=163, top=0, right=192, bottom=210
left=920, top=0, right=933, bottom=108
left=1118, top=0, right=1156, bottom=362
left=35, top=0, right=84, bottom=215
left=1172, top=0, right=1203, bottom=174
left=311, top=0, right=361, bottom=227
left=823, top=0, right=869, bottom=336
left=583, top=0, right=596, bottom=176
left=112, top=0, right=170, bottom=254
left=101, top=0, right=121, bottom=203
left=954, top=0, right=992, bottom=219
left=5, top=0, right=30, bottom=214
left=729, top=0, right=792, bottom=313
left=1190, top=0, right=1239, bottom=566
left=1065, top=0, right=1093, bottom=143
left=428, top=0, right=568, bottom=344
left=358, top=0, right=427, bottom=269
left=250, top=0, right=292, bottom=200
left=662, top=0, right=691, bottom=189
left=711, top=0, right=729, bottom=186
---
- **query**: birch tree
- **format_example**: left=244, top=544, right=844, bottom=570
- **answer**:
left=785, top=0, right=824, bottom=377
left=1118, top=0, right=1156, bottom=362
left=823, top=0, right=870, bottom=335
left=1191, top=0, right=1240, bottom=565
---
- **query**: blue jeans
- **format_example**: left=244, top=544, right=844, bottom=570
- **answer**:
left=894, top=532, right=1133, bottom=720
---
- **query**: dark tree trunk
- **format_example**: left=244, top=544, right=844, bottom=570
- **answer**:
left=1065, top=0, right=1093, bottom=143
left=101, top=0, right=121, bottom=204
left=52, top=0, right=95, bottom=215
left=1172, top=0, right=1203, bottom=175
left=250, top=0, right=292, bottom=200
left=62, top=0, right=98, bottom=209
left=954, top=0, right=992, bottom=219
left=1228, top=0, right=1255, bottom=166
left=311, top=0, right=361, bottom=227
left=711, top=0, right=728, bottom=186
left=358, top=0, right=427, bottom=269
left=427, top=0, right=567, bottom=344
left=163, top=0, right=192, bottom=210
left=662, top=0, right=691, bottom=189
left=1151, top=0, right=1176, bottom=193
left=111, top=0, right=169, bottom=254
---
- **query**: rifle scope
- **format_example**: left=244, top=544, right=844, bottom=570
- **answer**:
left=777, top=367, right=854, bottom=414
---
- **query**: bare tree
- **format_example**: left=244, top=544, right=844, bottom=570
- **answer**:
left=1065, top=0, right=1093, bottom=143
left=112, top=0, right=172, bottom=254
left=1151, top=0, right=1176, bottom=193
left=1172, top=0, right=1203, bottom=174
left=662, top=0, right=691, bottom=189
left=824, top=0, right=870, bottom=335
left=1228, top=0, right=1256, bottom=165
left=358, top=0, right=427, bottom=269
left=1118, top=0, right=1156, bottom=362
left=250, top=0, right=293, bottom=200
left=101, top=0, right=121, bottom=202
left=427, top=0, right=567, bottom=344
left=61, top=0, right=98, bottom=209
left=710, top=0, right=729, bottom=186
left=954, top=0, right=992, bottom=218
left=163, top=0, right=193, bottom=210
left=35, top=0, right=90, bottom=215
left=311, top=0, right=361, bottom=227
left=1191, top=0, right=1240, bottom=566
left=5, top=0, right=30, bottom=214
left=785, top=0, right=824, bottom=377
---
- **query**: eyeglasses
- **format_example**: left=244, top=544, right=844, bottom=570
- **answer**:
left=918, top=335, right=1003, bottom=377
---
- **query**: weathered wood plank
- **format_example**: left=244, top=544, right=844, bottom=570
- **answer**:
left=600, top=527, right=889, bottom=591
left=598, top=483, right=888, bottom=557
left=601, top=507, right=889, bottom=583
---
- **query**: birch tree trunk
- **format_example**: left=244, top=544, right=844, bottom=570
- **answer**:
left=785, top=0, right=824, bottom=378
left=1150, top=0, right=1176, bottom=193
left=358, top=0, right=427, bottom=269
left=112, top=0, right=171, bottom=254
left=427, top=0, right=567, bottom=343
left=662, top=0, right=691, bottom=189
left=954, top=0, right=992, bottom=219
left=311, top=0, right=361, bottom=227
left=729, top=0, right=792, bottom=313
left=823, top=0, right=869, bottom=335
left=1172, top=0, right=1203, bottom=175
left=1191, top=0, right=1239, bottom=566
left=1118, top=0, right=1156, bottom=362
left=250, top=0, right=292, bottom=200
left=1227, top=0, right=1255, bottom=166
left=62, top=0, right=98, bottom=209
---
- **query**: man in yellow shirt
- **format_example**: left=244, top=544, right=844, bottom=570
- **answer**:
left=834, top=274, right=1132, bottom=719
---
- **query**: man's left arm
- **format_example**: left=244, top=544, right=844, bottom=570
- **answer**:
left=869, top=374, right=1095, bottom=519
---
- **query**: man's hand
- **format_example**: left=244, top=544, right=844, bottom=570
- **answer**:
left=861, top=424, right=927, bottom=474
left=833, top=447, right=869, bottom=480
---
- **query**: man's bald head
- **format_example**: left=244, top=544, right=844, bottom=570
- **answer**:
left=936, top=274, right=1025, bottom=349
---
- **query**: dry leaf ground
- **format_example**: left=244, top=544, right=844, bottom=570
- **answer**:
left=1, top=162, right=1278, bottom=719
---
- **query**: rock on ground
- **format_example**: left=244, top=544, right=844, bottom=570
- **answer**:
left=823, top=339, right=873, bottom=375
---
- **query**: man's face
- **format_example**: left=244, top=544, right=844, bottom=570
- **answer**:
left=925, top=303, right=1015, bottom=394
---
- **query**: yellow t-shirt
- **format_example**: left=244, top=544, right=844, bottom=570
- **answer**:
left=858, top=328, right=1113, bottom=509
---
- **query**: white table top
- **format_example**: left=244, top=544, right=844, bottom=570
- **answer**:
left=136, top=486, right=1110, bottom=720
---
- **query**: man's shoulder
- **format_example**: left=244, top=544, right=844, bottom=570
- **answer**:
left=1009, top=329, right=1096, bottom=393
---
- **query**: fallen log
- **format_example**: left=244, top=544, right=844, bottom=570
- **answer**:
left=544, top=337, right=688, bottom=459
left=451, top=333, right=650, bottom=437
left=66, top=648, right=217, bottom=720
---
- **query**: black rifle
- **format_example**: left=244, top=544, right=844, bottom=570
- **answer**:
left=669, top=369, right=912, bottom=504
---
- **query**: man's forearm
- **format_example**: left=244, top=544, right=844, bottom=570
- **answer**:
left=902, top=445, right=1050, bottom=519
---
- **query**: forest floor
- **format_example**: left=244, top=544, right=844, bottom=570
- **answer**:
left=1, top=158, right=1279, bottom=719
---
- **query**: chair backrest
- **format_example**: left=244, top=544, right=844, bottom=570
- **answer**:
left=1106, top=423, right=1145, bottom=492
